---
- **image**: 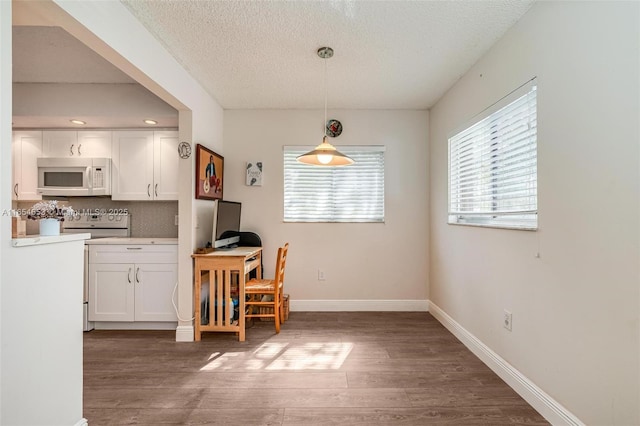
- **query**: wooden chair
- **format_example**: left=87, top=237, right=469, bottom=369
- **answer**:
left=245, top=243, right=289, bottom=333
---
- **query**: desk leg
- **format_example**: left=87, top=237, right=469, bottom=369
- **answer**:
left=238, top=270, right=246, bottom=342
left=257, top=251, right=262, bottom=279
left=194, top=267, right=201, bottom=342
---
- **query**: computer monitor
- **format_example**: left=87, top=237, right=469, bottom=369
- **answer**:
left=212, top=200, right=241, bottom=249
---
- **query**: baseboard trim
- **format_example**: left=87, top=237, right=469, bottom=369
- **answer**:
left=74, top=418, right=88, bottom=426
left=428, top=300, right=584, bottom=426
left=290, top=299, right=429, bottom=312
left=175, top=325, right=194, bottom=342
left=93, top=321, right=177, bottom=330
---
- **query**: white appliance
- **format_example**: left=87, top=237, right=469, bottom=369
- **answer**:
left=63, top=213, right=130, bottom=331
left=37, top=157, right=111, bottom=196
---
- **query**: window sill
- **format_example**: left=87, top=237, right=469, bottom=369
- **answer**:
left=447, top=221, right=537, bottom=231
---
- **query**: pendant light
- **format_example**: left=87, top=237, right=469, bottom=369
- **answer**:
left=296, top=47, right=354, bottom=166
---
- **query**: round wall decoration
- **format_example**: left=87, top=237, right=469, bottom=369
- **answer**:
left=178, top=141, right=192, bottom=159
left=325, top=119, right=343, bottom=137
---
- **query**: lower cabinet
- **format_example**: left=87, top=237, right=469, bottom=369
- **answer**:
left=88, top=244, right=178, bottom=322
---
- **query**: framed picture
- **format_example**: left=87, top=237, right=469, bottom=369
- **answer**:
left=195, top=144, right=224, bottom=200
left=246, top=161, right=263, bottom=186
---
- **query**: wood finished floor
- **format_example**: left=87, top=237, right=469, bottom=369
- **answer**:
left=84, top=312, right=549, bottom=425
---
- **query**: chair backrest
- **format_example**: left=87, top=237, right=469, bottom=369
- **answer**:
left=239, top=231, right=262, bottom=247
left=220, top=230, right=264, bottom=278
left=241, top=232, right=264, bottom=278
left=274, top=243, right=289, bottom=287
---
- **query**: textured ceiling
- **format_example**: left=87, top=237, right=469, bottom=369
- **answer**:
left=121, top=0, right=535, bottom=110
left=13, top=1, right=534, bottom=114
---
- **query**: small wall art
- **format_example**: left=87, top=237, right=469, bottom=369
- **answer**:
left=246, top=161, right=263, bottom=186
left=195, top=144, right=223, bottom=200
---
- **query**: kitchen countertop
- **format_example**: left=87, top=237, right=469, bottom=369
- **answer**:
left=85, top=237, right=178, bottom=245
left=12, top=233, right=91, bottom=247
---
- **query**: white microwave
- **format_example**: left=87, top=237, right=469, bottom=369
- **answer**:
left=37, top=157, right=111, bottom=196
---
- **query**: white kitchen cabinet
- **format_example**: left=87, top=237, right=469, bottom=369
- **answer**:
left=135, top=263, right=179, bottom=321
left=111, top=130, right=178, bottom=200
left=78, top=131, right=112, bottom=157
left=43, top=130, right=112, bottom=158
left=12, top=130, right=43, bottom=200
left=153, top=131, right=179, bottom=200
left=88, top=244, right=178, bottom=323
left=89, top=263, right=135, bottom=321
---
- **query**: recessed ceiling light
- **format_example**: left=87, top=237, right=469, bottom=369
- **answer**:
left=143, top=119, right=158, bottom=125
left=70, top=119, right=86, bottom=125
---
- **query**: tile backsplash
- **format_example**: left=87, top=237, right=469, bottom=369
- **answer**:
left=16, top=198, right=178, bottom=238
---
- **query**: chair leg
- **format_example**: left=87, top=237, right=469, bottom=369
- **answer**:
left=274, top=292, right=280, bottom=334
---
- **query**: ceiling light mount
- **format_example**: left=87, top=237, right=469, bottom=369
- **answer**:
left=297, top=47, right=354, bottom=167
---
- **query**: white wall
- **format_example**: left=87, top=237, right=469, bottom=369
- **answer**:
left=429, top=2, right=639, bottom=425
left=224, top=109, right=429, bottom=309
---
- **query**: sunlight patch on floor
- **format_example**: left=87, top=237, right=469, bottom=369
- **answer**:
left=266, top=342, right=353, bottom=370
left=199, top=342, right=353, bottom=371
left=200, top=351, right=244, bottom=371
left=253, top=342, right=288, bottom=359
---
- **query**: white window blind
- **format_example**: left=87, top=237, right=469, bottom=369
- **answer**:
left=284, top=146, right=385, bottom=222
left=448, top=79, right=537, bottom=230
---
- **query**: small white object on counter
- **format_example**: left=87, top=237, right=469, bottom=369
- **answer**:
left=12, top=233, right=91, bottom=247
left=84, top=237, right=177, bottom=245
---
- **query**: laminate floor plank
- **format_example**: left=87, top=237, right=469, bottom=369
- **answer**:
left=159, top=371, right=348, bottom=389
left=84, top=312, right=549, bottom=425
left=282, top=407, right=515, bottom=425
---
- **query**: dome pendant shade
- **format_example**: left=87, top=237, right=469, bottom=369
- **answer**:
left=296, top=136, right=354, bottom=166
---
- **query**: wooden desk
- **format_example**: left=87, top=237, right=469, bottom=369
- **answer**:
left=192, top=247, right=262, bottom=342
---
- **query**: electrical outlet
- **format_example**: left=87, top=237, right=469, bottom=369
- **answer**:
left=503, top=310, right=513, bottom=331
left=317, top=269, right=325, bottom=281
left=175, top=215, right=179, bottom=226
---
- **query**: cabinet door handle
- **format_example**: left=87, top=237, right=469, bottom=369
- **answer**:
left=78, top=144, right=82, bottom=156
left=70, top=144, right=74, bottom=156
left=127, top=267, right=132, bottom=283
left=13, top=183, right=18, bottom=197
left=154, top=183, right=158, bottom=197
left=126, top=247, right=142, bottom=250
left=135, top=267, right=140, bottom=283
left=147, top=184, right=151, bottom=198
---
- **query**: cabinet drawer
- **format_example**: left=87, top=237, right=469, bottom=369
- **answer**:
left=89, top=244, right=177, bottom=264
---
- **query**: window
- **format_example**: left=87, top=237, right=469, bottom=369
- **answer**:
left=448, top=79, right=537, bottom=230
left=284, top=146, right=385, bottom=222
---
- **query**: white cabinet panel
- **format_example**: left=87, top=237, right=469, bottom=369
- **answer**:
left=134, top=263, right=178, bottom=321
left=43, top=131, right=78, bottom=157
left=153, top=131, right=179, bottom=200
left=111, top=131, right=155, bottom=200
left=43, top=130, right=112, bottom=158
left=12, top=131, right=43, bottom=200
left=77, top=131, right=112, bottom=158
left=88, top=263, right=135, bottom=322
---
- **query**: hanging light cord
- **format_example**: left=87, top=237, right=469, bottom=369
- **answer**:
left=323, top=55, right=328, bottom=138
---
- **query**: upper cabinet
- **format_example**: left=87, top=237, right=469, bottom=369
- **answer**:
left=153, top=131, right=179, bottom=200
left=78, top=131, right=113, bottom=158
left=43, top=130, right=112, bottom=158
left=12, top=131, right=43, bottom=201
left=111, top=130, right=178, bottom=200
